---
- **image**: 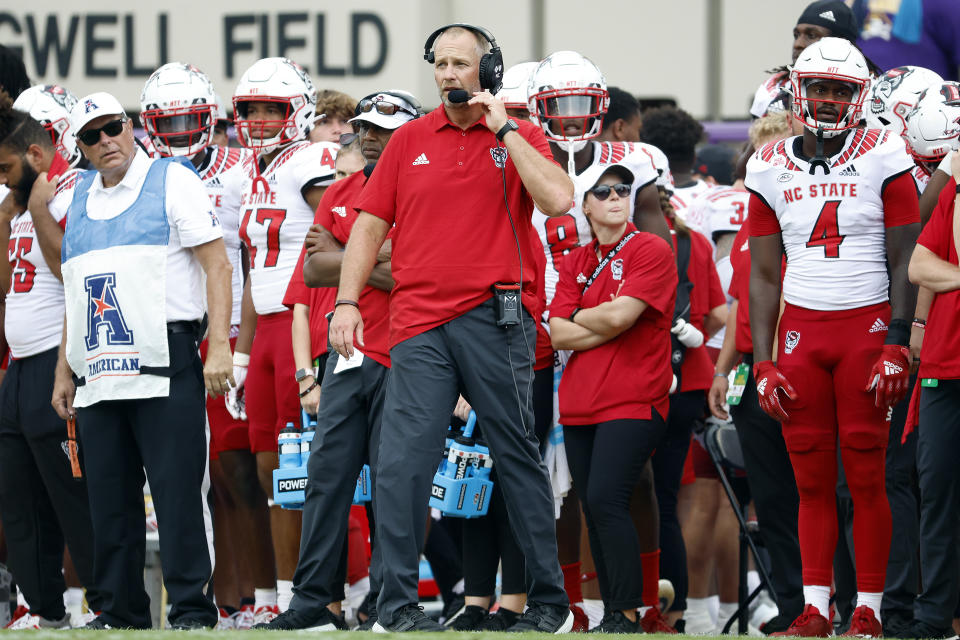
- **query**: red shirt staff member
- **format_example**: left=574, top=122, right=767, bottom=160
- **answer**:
left=330, top=24, right=574, bottom=634
left=748, top=38, right=919, bottom=637
left=905, top=160, right=960, bottom=638
left=549, top=163, right=677, bottom=633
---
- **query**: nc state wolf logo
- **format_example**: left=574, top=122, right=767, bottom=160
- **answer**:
left=84, top=273, right=133, bottom=350
left=490, top=146, right=508, bottom=169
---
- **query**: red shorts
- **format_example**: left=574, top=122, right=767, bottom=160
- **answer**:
left=690, top=438, right=719, bottom=479
left=776, top=302, right=891, bottom=453
left=200, top=330, right=250, bottom=459
left=247, top=310, right=301, bottom=453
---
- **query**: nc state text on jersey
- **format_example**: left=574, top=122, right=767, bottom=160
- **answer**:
left=241, top=190, right=278, bottom=206
left=784, top=182, right=858, bottom=203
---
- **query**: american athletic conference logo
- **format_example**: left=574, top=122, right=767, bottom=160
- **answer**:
left=84, top=273, right=133, bottom=350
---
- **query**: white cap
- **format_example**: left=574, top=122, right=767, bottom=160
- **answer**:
left=348, top=92, right=418, bottom=130
left=576, top=161, right=635, bottom=203
left=71, top=92, right=126, bottom=134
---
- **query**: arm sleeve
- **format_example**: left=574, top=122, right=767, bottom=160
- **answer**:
left=916, top=179, right=955, bottom=259
left=166, top=163, right=224, bottom=248
left=618, top=235, right=679, bottom=316
left=548, top=251, right=584, bottom=320
left=747, top=192, right=781, bottom=236
left=881, top=171, right=921, bottom=228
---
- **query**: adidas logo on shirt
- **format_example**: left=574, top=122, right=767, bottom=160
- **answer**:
left=332, top=206, right=347, bottom=217
left=868, top=318, right=888, bottom=333
left=838, top=164, right=859, bottom=177
left=819, top=9, right=835, bottom=21
left=412, top=153, right=430, bottom=166
left=207, top=177, right=223, bottom=187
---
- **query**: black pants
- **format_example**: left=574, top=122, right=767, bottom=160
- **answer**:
left=883, top=375, right=919, bottom=619
left=290, top=349, right=387, bottom=612
left=914, top=379, right=960, bottom=629
left=730, top=361, right=803, bottom=619
left=565, top=414, right=667, bottom=611
left=76, top=333, right=216, bottom=629
left=375, top=300, right=567, bottom=624
left=652, top=389, right=703, bottom=612
left=0, top=347, right=103, bottom=619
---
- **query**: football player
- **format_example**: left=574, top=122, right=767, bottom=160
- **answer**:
left=498, top=62, right=539, bottom=121
left=231, top=57, right=337, bottom=618
left=747, top=38, right=920, bottom=637
left=139, top=62, right=274, bottom=628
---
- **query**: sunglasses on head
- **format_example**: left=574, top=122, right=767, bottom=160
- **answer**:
left=358, top=98, right=410, bottom=117
left=78, top=118, right=127, bottom=146
left=588, top=183, right=631, bottom=201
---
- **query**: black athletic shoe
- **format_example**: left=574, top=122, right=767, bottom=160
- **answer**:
left=589, top=610, right=640, bottom=634
left=439, top=595, right=465, bottom=625
left=762, top=612, right=801, bottom=635
left=883, top=611, right=914, bottom=638
left=480, top=608, right=521, bottom=631
left=908, top=619, right=955, bottom=639
left=81, top=617, right=114, bottom=630
left=447, top=605, right=488, bottom=631
left=372, top=604, right=447, bottom=632
left=168, top=617, right=215, bottom=631
left=357, top=600, right=378, bottom=631
left=253, top=607, right=347, bottom=631
left=506, top=602, right=574, bottom=633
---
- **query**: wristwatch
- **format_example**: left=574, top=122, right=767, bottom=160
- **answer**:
left=496, top=119, right=519, bottom=141
left=295, top=368, right=314, bottom=383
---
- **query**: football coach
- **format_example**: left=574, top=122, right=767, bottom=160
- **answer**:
left=51, top=92, right=234, bottom=629
left=329, top=24, right=574, bottom=634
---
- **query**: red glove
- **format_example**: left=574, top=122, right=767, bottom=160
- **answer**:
left=752, top=360, right=797, bottom=422
left=865, top=344, right=911, bottom=408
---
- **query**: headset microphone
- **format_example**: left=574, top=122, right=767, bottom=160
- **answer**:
left=447, top=90, right=470, bottom=103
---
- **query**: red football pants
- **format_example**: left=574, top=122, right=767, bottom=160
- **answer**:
left=246, top=310, right=301, bottom=453
left=776, top=302, right=891, bottom=592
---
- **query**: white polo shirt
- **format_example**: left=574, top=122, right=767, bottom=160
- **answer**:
left=60, top=149, right=224, bottom=321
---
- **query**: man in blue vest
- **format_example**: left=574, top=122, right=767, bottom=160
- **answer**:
left=50, top=92, right=234, bottom=630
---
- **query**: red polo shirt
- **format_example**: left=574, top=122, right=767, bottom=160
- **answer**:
left=353, top=105, right=555, bottom=347
left=550, top=225, right=677, bottom=425
left=283, top=251, right=336, bottom=361
left=728, top=224, right=753, bottom=354
left=673, top=229, right=726, bottom=391
left=314, top=172, right=391, bottom=368
left=917, top=178, right=960, bottom=379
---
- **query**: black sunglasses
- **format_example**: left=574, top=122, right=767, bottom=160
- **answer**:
left=338, top=132, right=359, bottom=146
left=358, top=98, right=410, bottom=117
left=588, top=183, right=631, bottom=201
left=78, top=118, right=127, bottom=146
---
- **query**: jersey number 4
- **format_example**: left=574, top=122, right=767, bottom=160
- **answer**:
left=806, top=200, right=844, bottom=259
left=8, top=237, right=36, bottom=293
left=240, top=208, right=287, bottom=268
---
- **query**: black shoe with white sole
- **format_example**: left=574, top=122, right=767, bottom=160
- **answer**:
left=372, top=605, right=447, bottom=632
left=252, top=607, right=347, bottom=631
left=506, top=602, right=574, bottom=633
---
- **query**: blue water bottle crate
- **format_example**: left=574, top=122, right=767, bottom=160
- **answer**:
left=429, top=411, right=494, bottom=518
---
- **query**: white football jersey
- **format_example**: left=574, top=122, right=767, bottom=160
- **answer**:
left=4, top=170, right=79, bottom=358
left=533, top=140, right=662, bottom=306
left=745, top=129, right=915, bottom=311
left=670, top=180, right=713, bottom=235
left=239, top=141, right=337, bottom=314
left=198, top=146, right=247, bottom=325
left=910, top=165, right=929, bottom=193
left=750, top=71, right=790, bottom=118
left=694, top=186, right=749, bottom=245
left=705, top=254, right=734, bottom=350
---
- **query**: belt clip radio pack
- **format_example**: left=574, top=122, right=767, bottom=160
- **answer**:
left=273, top=410, right=371, bottom=509
left=492, top=282, right=521, bottom=327
left=429, top=410, right=494, bottom=518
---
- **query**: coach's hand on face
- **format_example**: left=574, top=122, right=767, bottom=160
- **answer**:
left=330, top=304, right=364, bottom=359
left=468, top=90, right=508, bottom=136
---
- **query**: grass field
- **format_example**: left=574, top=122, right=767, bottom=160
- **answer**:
left=12, top=632, right=692, bottom=639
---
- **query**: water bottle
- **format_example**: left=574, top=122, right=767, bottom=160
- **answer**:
left=278, top=422, right=301, bottom=469
left=300, top=423, right=315, bottom=466
left=449, top=411, right=478, bottom=480
left=473, top=438, right=493, bottom=481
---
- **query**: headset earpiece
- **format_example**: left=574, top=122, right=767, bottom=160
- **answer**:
left=423, top=23, right=503, bottom=94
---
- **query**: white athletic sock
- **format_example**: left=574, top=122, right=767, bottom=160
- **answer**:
left=706, top=594, right=719, bottom=625
left=856, top=592, right=882, bottom=621
left=684, top=597, right=715, bottom=634
left=254, top=587, right=277, bottom=609
left=747, top=570, right=761, bottom=595
left=277, top=580, right=294, bottom=613
left=802, top=585, right=830, bottom=619
left=64, top=588, right=84, bottom=608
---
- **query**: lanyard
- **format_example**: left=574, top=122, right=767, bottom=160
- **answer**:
left=582, top=231, right=638, bottom=294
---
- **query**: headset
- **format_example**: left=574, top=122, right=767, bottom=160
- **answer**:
left=423, top=24, right=504, bottom=95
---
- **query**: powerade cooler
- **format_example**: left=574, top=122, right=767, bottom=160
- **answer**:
left=429, top=410, right=494, bottom=518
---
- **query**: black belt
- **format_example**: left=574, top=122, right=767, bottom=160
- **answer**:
left=73, top=321, right=202, bottom=387
left=740, top=352, right=754, bottom=366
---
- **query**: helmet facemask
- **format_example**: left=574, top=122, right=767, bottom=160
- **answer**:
left=792, top=74, right=867, bottom=138
left=141, top=103, right=216, bottom=157
left=531, top=86, right=607, bottom=148
left=233, top=95, right=308, bottom=156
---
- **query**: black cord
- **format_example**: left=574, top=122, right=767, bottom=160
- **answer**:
left=498, top=142, right=532, bottom=434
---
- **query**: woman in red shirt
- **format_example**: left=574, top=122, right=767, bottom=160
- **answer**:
left=550, top=163, right=677, bottom=633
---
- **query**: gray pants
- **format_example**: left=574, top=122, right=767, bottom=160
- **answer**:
left=915, top=379, right=960, bottom=629
left=290, top=348, right=387, bottom=612
left=375, top=300, right=568, bottom=624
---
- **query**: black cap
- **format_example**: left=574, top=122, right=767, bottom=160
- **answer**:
left=694, top=144, right=736, bottom=186
left=797, top=0, right=859, bottom=42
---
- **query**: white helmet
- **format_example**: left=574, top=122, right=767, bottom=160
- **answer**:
left=865, top=65, right=943, bottom=135
left=214, top=93, right=229, bottom=123
left=528, top=51, right=609, bottom=152
left=233, top=57, right=316, bottom=156
left=12, top=84, right=80, bottom=167
left=790, top=37, right=870, bottom=138
left=497, top=62, right=538, bottom=114
left=140, top=62, right=218, bottom=157
left=903, top=82, right=960, bottom=175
